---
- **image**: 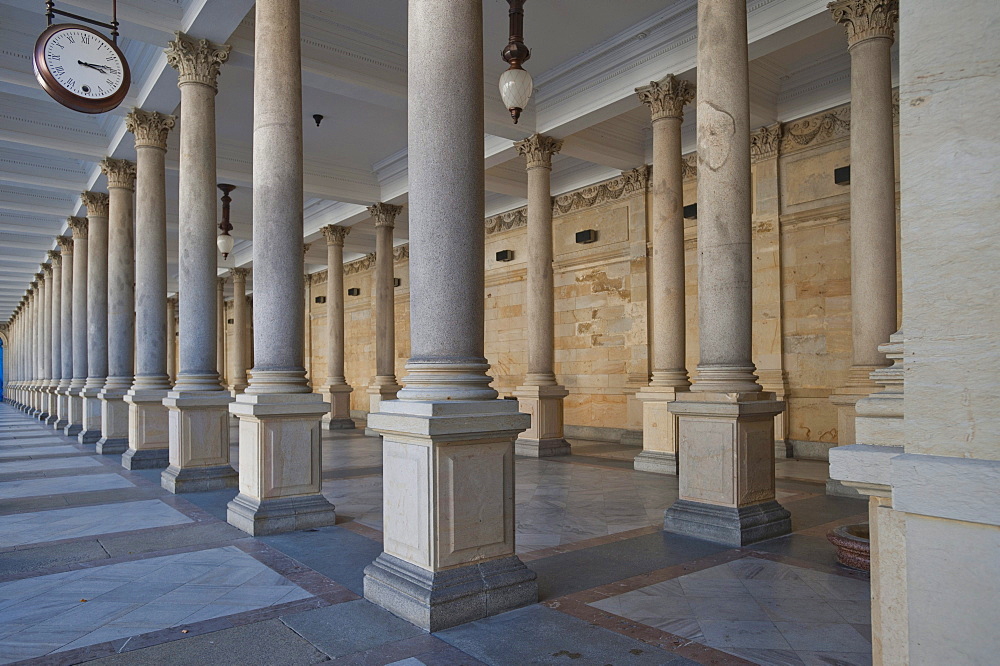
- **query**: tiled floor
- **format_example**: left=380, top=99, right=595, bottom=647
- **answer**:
left=0, top=403, right=870, bottom=665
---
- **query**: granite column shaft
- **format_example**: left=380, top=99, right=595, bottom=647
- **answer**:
left=66, top=217, right=88, bottom=436
left=79, top=192, right=109, bottom=444
left=322, top=225, right=353, bottom=428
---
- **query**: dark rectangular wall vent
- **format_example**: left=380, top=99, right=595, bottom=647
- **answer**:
left=683, top=203, right=698, bottom=219
left=575, top=229, right=598, bottom=244
left=495, top=249, right=514, bottom=262
left=834, top=165, right=851, bottom=185
left=393, top=278, right=402, bottom=288
left=315, top=296, right=327, bottom=304
left=347, top=288, right=361, bottom=296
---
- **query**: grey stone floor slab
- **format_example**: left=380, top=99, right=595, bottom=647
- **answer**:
left=281, top=599, right=424, bottom=658
left=0, top=545, right=312, bottom=661
left=0, top=499, right=192, bottom=548
left=85, top=619, right=330, bottom=665
left=261, top=524, right=383, bottom=596
left=0, top=456, right=102, bottom=475
left=435, top=605, right=696, bottom=665
left=0, top=473, right=134, bottom=500
left=0, top=445, right=86, bottom=458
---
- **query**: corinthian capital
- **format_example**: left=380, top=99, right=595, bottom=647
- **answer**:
left=165, top=32, right=231, bottom=90
left=514, top=133, right=563, bottom=169
left=80, top=191, right=109, bottom=218
left=229, top=267, right=250, bottom=281
left=368, top=202, right=403, bottom=229
left=46, top=250, right=60, bottom=266
left=635, top=74, right=695, bottom=121
left=56, top=236, right=74, bottom=254
left=829, top=0, right=898, bottom=46
left=100, top=158, right=137, bottom=191
left=42, top=263, right=53, bottom=275
left=125, top=108, right=176, bottom=149
left=322, top=224, right=350, bottom=246
left=67, top=216, right=88, bottom=239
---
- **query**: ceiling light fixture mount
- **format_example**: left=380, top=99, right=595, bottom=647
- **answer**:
left=217, top=183, right=236, bottom=259
left=313, top=114, right=323, bottom=127
left=499, top=0, right=532, bottom=124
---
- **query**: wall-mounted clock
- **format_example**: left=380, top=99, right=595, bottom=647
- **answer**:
left=33, top=23, right=130, bottom=114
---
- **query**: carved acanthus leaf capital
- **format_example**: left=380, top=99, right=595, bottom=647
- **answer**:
left=229, top=267, right=250, bottom=281
left=125, top=108, right=176, bottom=149
left=100, top=158, right=137, bottom=191
left=515, top=134, right=563, bottom=168
left=322, top=224, right=350, bottom=246
left=67, top=217, right=88, bottom=239
left=368, top=202, right=403, bottom=229
left=56, top=236, right=74, bottom=254
left=80, top=191, right=109, bottom=218
left=635, top=74, right=695, bottom=121
left=829, top=0, right=898, bottom=46
left=217, top=276, right=227, bottom=290
left=750, top=123, right=783, bottom=163
left=46, top=250, right=60, bottom=266
left=392, top=244, right=409, bottom=262
left=165, top=32, right=231, bottom=90
left=42, top=262, right=53, bottom=275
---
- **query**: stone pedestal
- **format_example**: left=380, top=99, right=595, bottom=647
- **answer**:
left=513, top=385, right=570, bottom=457
left=161, top=391, right=237, bottom=492
left=366, top=380, right=401, bottom=436
left=227, top=393, right=335, bottom=535
left=96, top=382, right=130, bottom=454
left=364, top=400, right=535, bottom=632
left=634, top=386, right=683, bottom=474
left=78, top=386, right=103, bottom=445
left=323, top=383, right=354, bottom=429
left=665, top=392, right=789, bottom=546
left=122, top=388, right=171, bottom=469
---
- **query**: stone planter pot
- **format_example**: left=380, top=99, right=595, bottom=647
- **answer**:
left=827, top=523, right=870, bottom=571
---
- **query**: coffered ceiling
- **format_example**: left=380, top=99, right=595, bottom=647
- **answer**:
left=0, top=0, right=889, bottom=319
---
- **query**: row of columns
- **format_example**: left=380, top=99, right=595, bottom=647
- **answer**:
left=3, top=0, right=898, bottom=633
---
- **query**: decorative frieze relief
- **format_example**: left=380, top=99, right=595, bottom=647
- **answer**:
left=485, top=208, right=527, bottom=236
left=682, top=153, right=697, bottom=181
left=552, top=165, right=649, bottom=216
left=344, top=253, right=376, bottom=275
left=751, top=123, right=783, bottom=163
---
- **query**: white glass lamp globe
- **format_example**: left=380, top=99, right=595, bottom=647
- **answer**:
left=217, top=232, right=234, bottom=258
left=499, top=66, right=533, bottom=123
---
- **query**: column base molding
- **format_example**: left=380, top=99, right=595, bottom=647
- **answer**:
left=513, top=384, right=570, bottom=457
left=161, top=463, right=238, bottom=494
left=124, top=388, right=170, bottom=466
left=633, top=450, right=678, bottom=475
left=78, top=386, right=104, bottom=445
left=227, top=493, right=336, bottom=537
left=122, top=447, right=170, bottom=470
left=97, top=386, right=130, bottom=455
left=366, top=380, right=401, bottom=435
left=663, top=499, right=792, bottom=547
left=44, top=389, right=59, bottom=425
left=364, top=552, right=537, bottom=633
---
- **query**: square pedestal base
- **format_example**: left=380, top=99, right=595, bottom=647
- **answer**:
left=663, top=499, right=792, bottom=547
left=227, top=493, right=336, bottom=536
left=228, top=393, right=332, bottom=536
left=325, top=385, right=355, bottom=430
left=325, top=417, right=356, bottom=430
left=364, top=552, right=537, bottom=632
left=636, top=387, right=685, bottom=475
left=162, top=391, right=235, bottom=494
left=124, top=388, right=170, bottom=470
left=78, top=391, right=103, bottom=445
left=44, top=392, right=58, bottom=426
left=665, top=391, right=790, bottom=546
left=513, top=385, right=570, bottom=457
left=365, top=381, right=400, bottom=436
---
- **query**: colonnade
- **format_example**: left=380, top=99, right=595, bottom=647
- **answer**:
left=1, top=0, right=900, bottom=633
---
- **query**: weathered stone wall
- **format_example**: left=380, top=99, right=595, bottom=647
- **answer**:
left=252, top=98, right=902, bottom=458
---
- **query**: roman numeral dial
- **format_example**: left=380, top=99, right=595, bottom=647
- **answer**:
left=33, top=23, right=131, bottom=114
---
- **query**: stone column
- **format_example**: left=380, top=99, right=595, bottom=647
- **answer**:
left=79, top=191, right=109, bottom=445
left=166, top=297, right=177, bottom=383
left=512, top=134, right=570, bottom=457
left=634, top=75, right=694, bottom=474
left=321, top=225, right=354, bottom=429
left=227, top=0, right=335, bottom=536
left=96, top=158, right=137, bottom=455
left=55, top=236, right=73, bottom=429
left=37, top=263, right=53, bottom=421
left=27, top=280, right=40, bottom=415
left=365, top=202, right=402, bottom=430
left=828, top=0, right=899, bottom=458
left=302, top=264, right=312, bottom=386
left=364, top=0, right=534, bottom=631
left=161, top=33, right=236, bottom=493
left=217, top=276, right=227, bottom=385
left=229, top=268, right=249, bottom=393
left=45, top=250, right=61, bottom=425
left=124, top=109, right=176, bottom=469
left=65, top=217, right=87, bottom=436
left=662, top=0, right=789, bottom=547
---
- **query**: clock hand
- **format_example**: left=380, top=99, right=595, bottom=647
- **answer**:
left=77, top=60, right=110, bottom=73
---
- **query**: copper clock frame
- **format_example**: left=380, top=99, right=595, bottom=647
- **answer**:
left=33, top=23, right=131, bottom=114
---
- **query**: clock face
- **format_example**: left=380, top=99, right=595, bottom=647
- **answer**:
left=33, top=24, right=130, bottom=114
